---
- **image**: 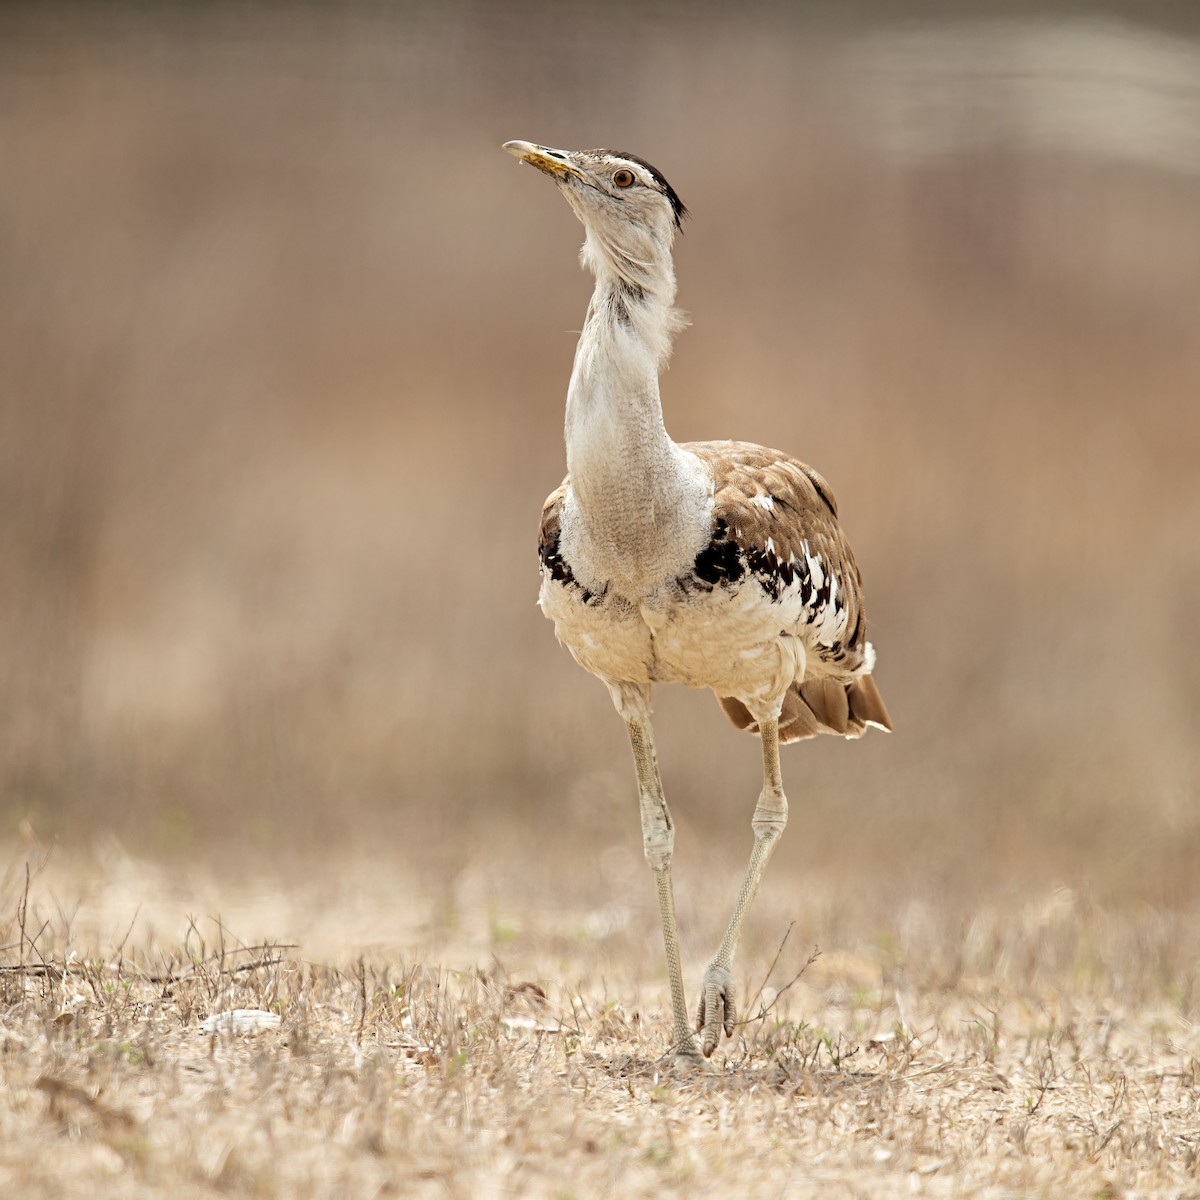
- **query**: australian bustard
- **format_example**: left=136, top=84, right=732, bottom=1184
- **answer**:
left=504, top=140, right=892, bottom=1061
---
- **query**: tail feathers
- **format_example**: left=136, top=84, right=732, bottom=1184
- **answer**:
left=718, top=674, right=892, bottom=744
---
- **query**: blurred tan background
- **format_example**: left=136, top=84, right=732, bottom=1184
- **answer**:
left=2, top=1, right=1198, bottom=919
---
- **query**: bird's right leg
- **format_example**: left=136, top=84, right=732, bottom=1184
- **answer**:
left=610, top=683, right=703, bottom=1062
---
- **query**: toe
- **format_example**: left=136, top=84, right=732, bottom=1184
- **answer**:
left=696, top=964, right=735, bottom=1057
left=701, top=985, right=722, bottom=1056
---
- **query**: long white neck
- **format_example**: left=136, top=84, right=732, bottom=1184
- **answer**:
left=563, top=259, right=708, bottom=590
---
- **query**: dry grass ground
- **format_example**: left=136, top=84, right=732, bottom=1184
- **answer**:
left=2, top=849, right=1199, bottom=1199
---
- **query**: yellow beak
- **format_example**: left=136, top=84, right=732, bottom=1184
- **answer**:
left=503, top=140, right=585, bottom=181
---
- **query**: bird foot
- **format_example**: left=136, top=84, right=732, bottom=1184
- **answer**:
left=663, top=1032, right=712, bottom=1071
left=668, top=1033, right=705, bottom=1066
left=695, top=962, right=736, bottom=1057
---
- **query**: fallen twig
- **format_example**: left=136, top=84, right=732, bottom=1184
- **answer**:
left=0, top=943, right=299, bottom=983
left=733, top=941, right=821, bottom=1029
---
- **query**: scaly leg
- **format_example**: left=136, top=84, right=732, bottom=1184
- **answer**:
left=612, top=684, right=703, bottom=1061
left=696, top=715, right=788, bottom=1057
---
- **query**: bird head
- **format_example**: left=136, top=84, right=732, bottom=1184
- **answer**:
left=503, top=141, right=687, bottom=295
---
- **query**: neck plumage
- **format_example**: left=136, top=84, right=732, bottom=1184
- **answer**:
left=563, top=238, right=703, bottom=586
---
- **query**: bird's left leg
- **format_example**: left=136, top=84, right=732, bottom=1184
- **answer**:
left=696, top=714, right=788, bottom=1057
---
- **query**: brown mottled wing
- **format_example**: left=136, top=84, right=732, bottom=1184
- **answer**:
left=538, top=478, right=570, bottom=583
left=684, top=439, right=867, bottom=658
left=683, top=440, right=891, bottom=742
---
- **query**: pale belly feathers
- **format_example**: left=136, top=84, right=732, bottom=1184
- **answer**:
left=539, top=571, right=817, bottom=709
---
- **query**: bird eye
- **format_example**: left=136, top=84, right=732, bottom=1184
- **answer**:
left=612, top=169, right=635, bottom=188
